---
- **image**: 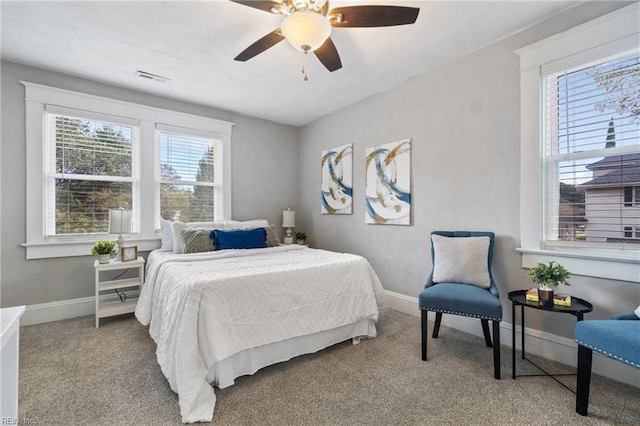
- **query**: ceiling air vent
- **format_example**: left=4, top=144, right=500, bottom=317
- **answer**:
left=135, top=70, right=171, bottom=83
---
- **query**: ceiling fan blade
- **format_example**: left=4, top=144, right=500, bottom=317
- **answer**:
left=329, top=6, right=419, bottom=27
left=229, top=1, right=280, bottom=14
left=314, top=37, right=342, bottom=72
left=234, top=30, right=285, bottom=62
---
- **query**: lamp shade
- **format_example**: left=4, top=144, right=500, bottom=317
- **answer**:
left=281, top=11, right=331, bottom=52
left=282, top=209, right=296, bottom=228
left=108, top=209, right=132, bottom=235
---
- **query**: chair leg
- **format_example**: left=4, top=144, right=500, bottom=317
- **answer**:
left=432, top=312, right=442, bottom=338
left=576, top=344, right=593, bottom=415
left=481, top=319, right=493, bottom=347
left=492, top=320, right=501, bottom=380
left=421, top=310, right=428, bottom=361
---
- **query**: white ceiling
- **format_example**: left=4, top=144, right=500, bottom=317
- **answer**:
left=1, top=0, right=581, bottom=127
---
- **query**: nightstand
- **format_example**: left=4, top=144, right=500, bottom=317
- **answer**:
left=94, top=257, right=144, bottom=328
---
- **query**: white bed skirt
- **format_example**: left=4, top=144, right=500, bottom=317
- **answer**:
left=209, top=318, right=377, bottom=389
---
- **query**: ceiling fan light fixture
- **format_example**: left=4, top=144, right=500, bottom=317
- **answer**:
left=281, top=10, right=331, bottom=52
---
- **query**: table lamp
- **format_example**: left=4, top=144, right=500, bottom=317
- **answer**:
left=282, top=208, right=295, bottom=245
left=109, top=208, right=132, bottom=260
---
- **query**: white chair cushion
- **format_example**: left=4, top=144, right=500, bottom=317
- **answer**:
left=431, top=235, right=491, bottom=288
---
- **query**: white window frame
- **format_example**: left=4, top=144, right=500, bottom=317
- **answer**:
left=516, top=3, right=639, bottom=283
left=23, top=82, right=232, bottom=259
left=156, top=123, right=225, bottom=222
left=44, top=105, right=141, bottom=237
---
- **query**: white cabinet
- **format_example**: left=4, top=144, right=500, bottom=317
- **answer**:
left=94, top=257, right=144, bottom=328
left=1, top=305, right=25, bottom=421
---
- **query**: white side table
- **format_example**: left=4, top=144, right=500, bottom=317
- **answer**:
left=94, top=257, right=144, bottom=328
left=0, top=305, right=25, bottom=422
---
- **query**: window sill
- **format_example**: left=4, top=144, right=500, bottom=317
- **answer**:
left=22, top=237, right=161, bottom=260
left=517, top=247, right=639, bottom=283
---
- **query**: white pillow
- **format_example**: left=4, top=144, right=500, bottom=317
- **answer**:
left=431, top=235, right=491, bottom=288
left=160, top=218, right=174, bottom=251
left=171, top=221, right=226, bottom=253
left=224, top=219, right=269, bottom=230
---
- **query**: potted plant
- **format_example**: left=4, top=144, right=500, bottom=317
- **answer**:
left=527, top=261, right=571, bottom=306
left=91, top=240, right=116, bottom=264
left=295, top=231, right=307, bottom=245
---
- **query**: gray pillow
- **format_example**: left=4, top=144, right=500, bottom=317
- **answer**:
left=265, top=225, right=281, bottom=247
left=431, top=235, right=491, bottom=288
left=180, top=228, right=215, bottom=254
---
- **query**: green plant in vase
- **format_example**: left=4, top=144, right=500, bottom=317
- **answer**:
left=527, top=261, right=570, bottom=306
left=91, top=240, right=116, bottom=264
left=295, top=231, right=307, bottom=245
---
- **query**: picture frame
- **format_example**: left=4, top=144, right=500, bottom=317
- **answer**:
left=120, top=245, right=138, bottom=262
left=365, top=138, right=411, bottom=225
left=321, top=143, right=353, bottom=214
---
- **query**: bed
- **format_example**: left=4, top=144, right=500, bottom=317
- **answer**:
left=135, top=242, right=385, bottom=423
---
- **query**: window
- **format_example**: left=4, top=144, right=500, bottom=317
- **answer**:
left=543, top=51, right=640, bottom=246
left=517, top=3, right=639, bottom=282
left=158, top=126, right=222, bottom=222
left=624, top=226, right=633, bottom=238
left=45, top=107, right=139, bottom=236
left=24, top=82, right=232, bottom=259
left=623, top=186, right=640, bottom=207
left=624, top=186, right=633, bottom=206
left=623, top=226, right=640, bottom=239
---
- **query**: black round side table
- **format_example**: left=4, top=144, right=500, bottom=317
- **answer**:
left=508, top=289, right=593, bottom=390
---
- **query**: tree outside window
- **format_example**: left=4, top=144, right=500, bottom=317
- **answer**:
left=50, top=115, right=135, bottom=235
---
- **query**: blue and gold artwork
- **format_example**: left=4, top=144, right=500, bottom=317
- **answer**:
left=321, top=144, right=353, bottom=214
left=365, top=139, right=411, bottom=225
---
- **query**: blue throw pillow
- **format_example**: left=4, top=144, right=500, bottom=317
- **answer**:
left=211, top=228, right=267, bottom=250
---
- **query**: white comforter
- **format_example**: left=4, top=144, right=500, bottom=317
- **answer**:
left=135, top=245, right=385, bottom=423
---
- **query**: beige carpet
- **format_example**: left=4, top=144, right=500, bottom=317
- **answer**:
left=18, top=309, right=639, bottom=425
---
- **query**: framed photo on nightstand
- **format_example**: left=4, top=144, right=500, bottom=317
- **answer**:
left=121, top=245, right=138, bottom=262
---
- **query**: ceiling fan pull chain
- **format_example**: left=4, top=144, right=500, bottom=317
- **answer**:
left=302, top=51, right=309, bottom=81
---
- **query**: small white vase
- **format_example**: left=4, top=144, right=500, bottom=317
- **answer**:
left=98, top=254, right=110, bottom=264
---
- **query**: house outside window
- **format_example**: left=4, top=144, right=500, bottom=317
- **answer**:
left=517, top=3, right=639, bottom=282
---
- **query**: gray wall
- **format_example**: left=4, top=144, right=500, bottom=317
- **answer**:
left=2, top=2, right=638, bottom=339
left=297, top=2, right=639, bottom=338
left=0, top=60, right=299, bottom=307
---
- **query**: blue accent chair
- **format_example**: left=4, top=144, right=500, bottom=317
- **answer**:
left=575, top=311, right=640, bottom=415
left=418, top=231, right=503, bottom=379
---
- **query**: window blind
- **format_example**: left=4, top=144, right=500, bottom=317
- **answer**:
left=159, top=129, right=219, bottom=222
left=543, top=50, right=640, bottom=246
left=46, top=112, right=138, bottom=235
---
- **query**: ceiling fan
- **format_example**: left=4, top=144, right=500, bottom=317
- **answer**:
left=231, top=0, right=420, bottom=75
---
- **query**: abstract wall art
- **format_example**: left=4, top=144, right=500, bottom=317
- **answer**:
left=365, top=139, right=411, bottom=225
left=321, top=144, right=353, bottom=214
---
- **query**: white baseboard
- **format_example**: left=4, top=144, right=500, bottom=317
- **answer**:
left=385, top=289, right=640, bottom=388
left=21, top=291, right=139, bottom=327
